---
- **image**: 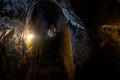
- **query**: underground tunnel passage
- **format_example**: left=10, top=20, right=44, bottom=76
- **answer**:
left=0, top=0, right=79, bottom=80
left=1, top=0, right=120, bottom=80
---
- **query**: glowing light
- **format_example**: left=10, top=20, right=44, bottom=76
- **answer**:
left=47, top=30, right=55, bottom=37
left=47, top=28, right=57, bottom=37
left=27, top=34, right=34, bottom=40
left=25, top=33, right=34, bottom=44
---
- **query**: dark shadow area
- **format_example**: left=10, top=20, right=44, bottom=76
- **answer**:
left=69, top=0, right=120, bottom=80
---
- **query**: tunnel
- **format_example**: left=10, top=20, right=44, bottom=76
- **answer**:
left=0, top=0, right=75, bottom=80
left=0, top=0, right=120, bottom=80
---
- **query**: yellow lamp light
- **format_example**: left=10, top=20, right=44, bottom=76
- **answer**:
left=27, top=34, right=34, bottom=40
left=26, top=33, right=34, bottom=45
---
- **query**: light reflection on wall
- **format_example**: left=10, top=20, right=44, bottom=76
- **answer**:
left=24, top=24, right=35, bottom=54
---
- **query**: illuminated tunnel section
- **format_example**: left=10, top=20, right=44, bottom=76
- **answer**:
left=0, top=1, right=75, bottom=80
left=0, top=0, right=89, bottom=80
left=26, top=1, right=75, bottom=80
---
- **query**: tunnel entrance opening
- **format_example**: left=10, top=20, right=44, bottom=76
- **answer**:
left=27, top=1, right=71, bottom=80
